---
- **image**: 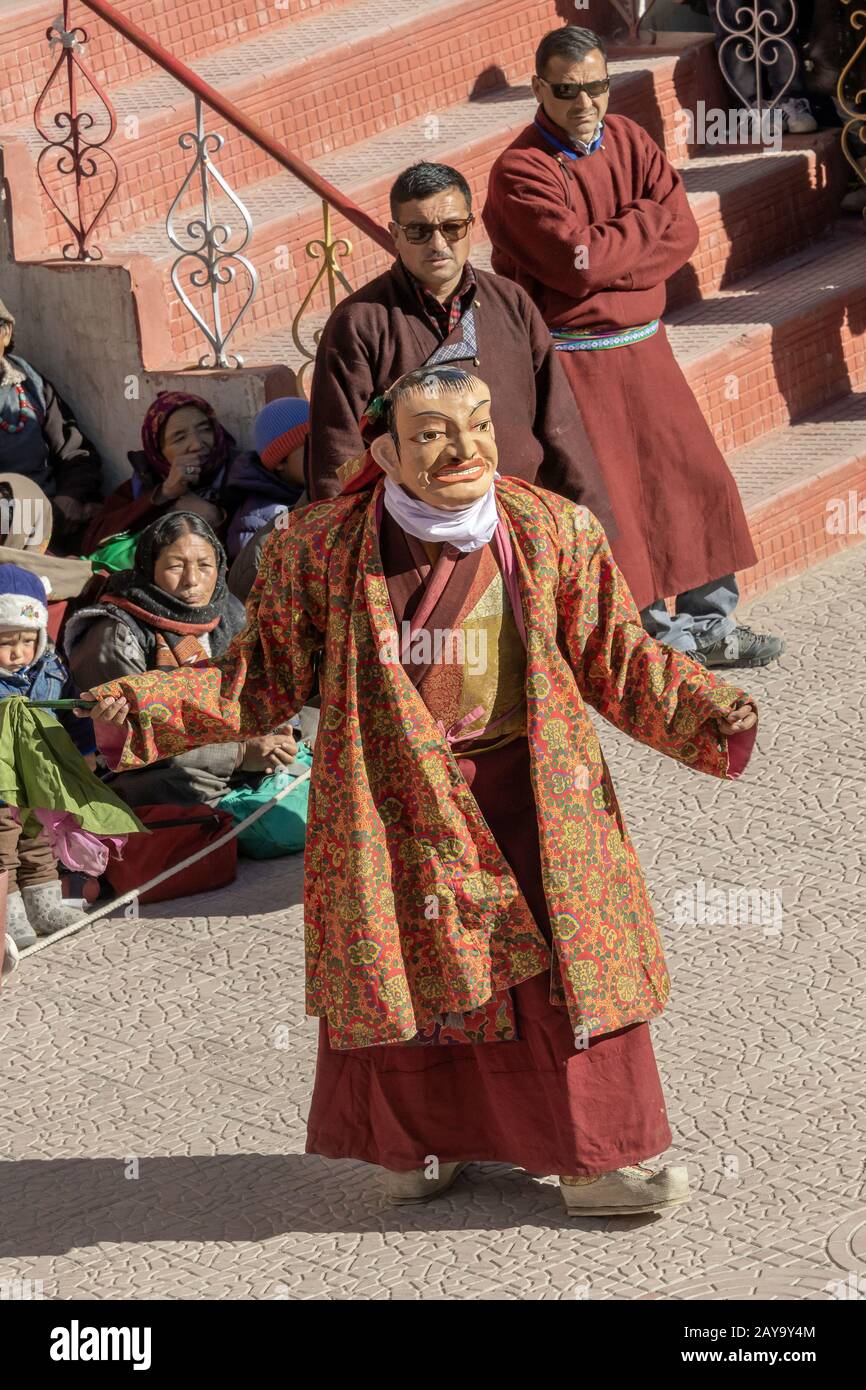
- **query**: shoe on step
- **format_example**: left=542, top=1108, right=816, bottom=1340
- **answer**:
left=697, top=624, right=784, bottom=669
left=386, top=1160, right=469, bottom=1205
left=560, top=1162, right=691, bottom=1216
left=2, top=934, right=20, bottom=977
left=5, top=889, right=37, bottom=949
left=21, top=881, right=86, bottom=937
left=778, top=98, right=817, bottom=134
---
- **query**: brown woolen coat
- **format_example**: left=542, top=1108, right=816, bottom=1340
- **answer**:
left=307, top=258, right=613, bottom=532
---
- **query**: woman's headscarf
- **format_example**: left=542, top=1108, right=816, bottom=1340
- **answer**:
left=99, top=512, right=239, bottom=637
left=138, top=391, right=232, bottom=488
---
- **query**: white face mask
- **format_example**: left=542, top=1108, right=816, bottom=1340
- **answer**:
left=382, top=474, right=500, bottom=553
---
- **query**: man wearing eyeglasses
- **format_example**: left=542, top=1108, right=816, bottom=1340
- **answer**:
left=307, top=161, right=611, bottom=530
left=483, top=26, right=783, bottom=671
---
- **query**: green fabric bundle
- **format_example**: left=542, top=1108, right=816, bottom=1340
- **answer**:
left=0, top=697, right=144, bottom=838
left=85, top=531, right=140, bottom=574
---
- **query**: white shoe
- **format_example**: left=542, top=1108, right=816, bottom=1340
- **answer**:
left=385, top=1161, right=469, bottom=1205
left=5, top=890, right=37, bottom=948
left=560, top=1162, right=691, bottom=1216
left=2, top=935, right=20, bottom=977
left=21, top=881, right=85, bottom=937
left=778, top=98, right=817, bottom=134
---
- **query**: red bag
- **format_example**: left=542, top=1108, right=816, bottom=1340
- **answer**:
left=104, top=804, right=238, bottom=905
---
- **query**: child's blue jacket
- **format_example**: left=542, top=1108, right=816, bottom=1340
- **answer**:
left=0, top=648, right=96, bottom=756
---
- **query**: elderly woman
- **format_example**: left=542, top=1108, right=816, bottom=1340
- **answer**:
left=0, top=297, right=102, bottom=552
left=81, top=391, right=235, bottom=554
left=64, top=512, right=299, bottom=807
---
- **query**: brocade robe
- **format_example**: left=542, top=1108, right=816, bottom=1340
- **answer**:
left=92, top=477, right=756, bottom=1051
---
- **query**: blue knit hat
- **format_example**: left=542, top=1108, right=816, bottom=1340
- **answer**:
left=254, top=397, right=310, bottom=470
left=0, top=563, right=50, bottom=660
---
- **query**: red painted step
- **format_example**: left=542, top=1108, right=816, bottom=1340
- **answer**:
left=668, top=135, right=847, bottom=310
left=0, top=0, right=354, bottom=125
left=8, top=12, right=730, bottom=255
left=114, top=128, right=846, bottom=366
left=668, top=229, right=866, bottom=455
left=6, top=0, right=571, bottom=248
left=732, top=391, right=866, bottom=602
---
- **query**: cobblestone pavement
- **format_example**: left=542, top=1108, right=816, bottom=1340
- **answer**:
left=1, top=542, right=864, bottom=1300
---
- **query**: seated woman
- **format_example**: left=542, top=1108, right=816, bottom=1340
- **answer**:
left=81, top=391, right=235, bottom=554
left=64, top=512, right=299, bottom=807
left=223, top=396, right=308, bottom=561
left=0, top=297, right=102, bottom=554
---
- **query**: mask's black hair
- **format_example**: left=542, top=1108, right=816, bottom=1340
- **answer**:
left=383, top=365, right=484, bottom=451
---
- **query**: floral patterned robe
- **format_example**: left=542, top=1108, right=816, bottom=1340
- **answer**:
left=92, top=477, right=756, bottom=1050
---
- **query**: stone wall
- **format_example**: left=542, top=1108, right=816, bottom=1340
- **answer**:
left=0, top=152, right=295, bottom=491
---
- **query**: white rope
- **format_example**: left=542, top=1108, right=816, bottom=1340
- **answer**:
left=16, top=766, right=312, bottom=960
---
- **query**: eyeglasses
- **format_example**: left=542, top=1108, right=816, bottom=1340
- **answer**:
left=391, top=215, right=475, bottom=244
left=537, top=76, right=610, bottom=100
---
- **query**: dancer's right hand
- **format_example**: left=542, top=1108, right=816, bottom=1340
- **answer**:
left=74, top=691, right=131, bottom=726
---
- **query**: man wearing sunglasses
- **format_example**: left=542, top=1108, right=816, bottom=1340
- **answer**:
left=307, top=161, right=611, bottom=531
left=483, top=26, right=783, bottom=672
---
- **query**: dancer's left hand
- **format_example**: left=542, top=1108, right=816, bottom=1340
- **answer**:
left=717, top=700, right=757, bottom=736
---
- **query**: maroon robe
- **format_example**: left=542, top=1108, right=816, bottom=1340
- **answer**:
left=482, top=110, right=757, bottom=611
left=304, top=506, right=672, bottom=1175
left=307, top=257, right=613, bottom=533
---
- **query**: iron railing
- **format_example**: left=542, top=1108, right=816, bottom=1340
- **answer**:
left=32, top=0, right=392, bottom=373
left=839, top=1, right=866, bottom=201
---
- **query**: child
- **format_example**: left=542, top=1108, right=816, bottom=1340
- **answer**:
left=223, top=397, right=308, bottom=560
left=0, top=564, right=95, bottom=947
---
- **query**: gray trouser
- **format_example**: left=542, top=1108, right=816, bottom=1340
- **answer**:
left=640, top=574, right=739, bottom=654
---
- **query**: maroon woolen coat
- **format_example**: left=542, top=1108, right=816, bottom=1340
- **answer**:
left=482, top=110, right=757, bottom=609
left=307, top=257, right=612, bottom=531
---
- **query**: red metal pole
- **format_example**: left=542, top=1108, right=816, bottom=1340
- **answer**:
left=76, top=0, right=394, bottom=254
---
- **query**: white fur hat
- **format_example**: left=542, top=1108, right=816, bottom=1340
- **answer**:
left=0, top=564, right=50, bottom=661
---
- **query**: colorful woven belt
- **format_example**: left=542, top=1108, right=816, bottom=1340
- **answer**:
left=551, top=319, right=660, bottom=351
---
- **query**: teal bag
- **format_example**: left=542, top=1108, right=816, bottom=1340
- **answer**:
left=218, top=743, right=312, bottom=859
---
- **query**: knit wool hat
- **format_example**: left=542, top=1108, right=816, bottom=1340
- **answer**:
left=254, top=397, right=310, bottom=470
left=0, top=563, right=50, bottom=660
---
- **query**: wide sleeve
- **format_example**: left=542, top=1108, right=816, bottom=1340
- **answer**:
left=556, top=504, right=757, bottom=779
left=89, top=519, right=324, bottom=771
left=307, top=312, right=376, bottom=500
left=484, top=155, right=676, bottom=298
left=521, top=291, right=616, bottom=534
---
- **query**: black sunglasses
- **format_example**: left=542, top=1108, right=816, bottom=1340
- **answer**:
left=537, top=76, right=610, bottom=100
left=391, top=215, right=475, bottom=244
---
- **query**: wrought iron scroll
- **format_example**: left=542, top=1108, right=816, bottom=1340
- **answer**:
left=166, top=97, right=259, bottom=368
left=715, top=2, right=798, bottom=117
left=34, top=2, right=119, bottom=260
left=839, top=2, right=866, bottom=201
left=291, top=201, right=353, bottom=397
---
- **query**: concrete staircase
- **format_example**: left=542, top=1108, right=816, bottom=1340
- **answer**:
left=1, top=0, right=864, bottom=596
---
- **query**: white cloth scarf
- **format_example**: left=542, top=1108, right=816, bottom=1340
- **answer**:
left=382, top=475, right=499, bottom=553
